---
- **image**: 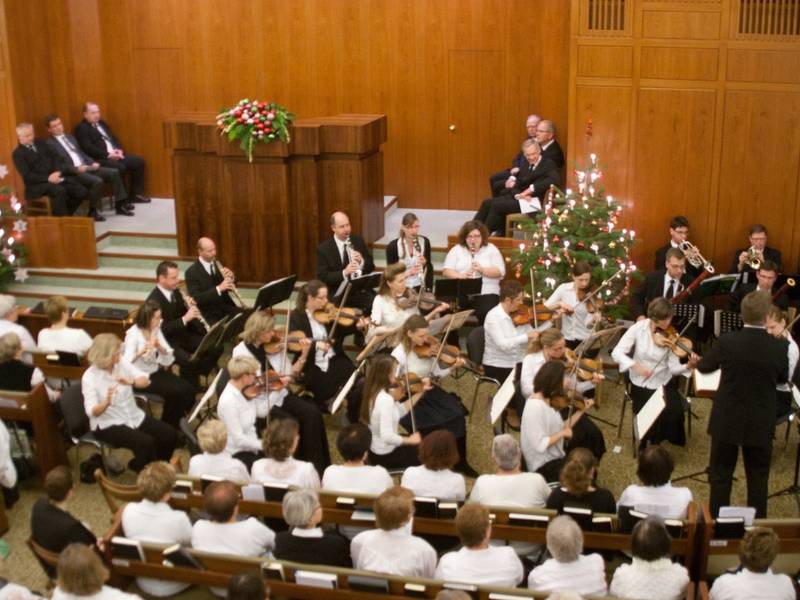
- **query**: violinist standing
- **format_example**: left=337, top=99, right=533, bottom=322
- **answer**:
left=611, top=298, right=700, bottom=448
left=544, top=261, right=603, bottom=352
left=385, top=212, right=434, bottom=292
left=232, top=311, right=330, bottom=474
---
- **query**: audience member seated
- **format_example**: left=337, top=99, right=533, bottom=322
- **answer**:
left=535, top=120, right=566, bottom=171
left=188, top=419, right=250, bottom=482
left=36, top=296, right=92, bottom=356
left=0, top=418, right=17, bottom=502
left=250, top=418, right=320, bottom=489
left=546, top=448, right=616, bottom=515
left=617, top=446, right=692, bottom=519
left=709, top=527, right=795, bottom=600
left=226, top=573, right=269, bottom=600
left=609, top=516, right=689, bottom=600
left=488, top=114, right=541, bottom=196
left=30, top=467, right=96, bottom=577
left=121, top=461, right=192, bottom=597
left=401, top=430, right=466, bottom=501
left=82, top=333, right=177, bottom=472
left=0, top=333, right=59, bottom=401
left=274, top=489, right=351, bottom=567
left=435, top=503, right=523, bottom=587
left=351, top=486, right=436, bottom=578
left=217, top=356, right=264, bottom=470
left=527, top=515, right=607, bottom=596
left=0, top=295, right=36, bottom=363
left=53, top=543, right=141, bottom=600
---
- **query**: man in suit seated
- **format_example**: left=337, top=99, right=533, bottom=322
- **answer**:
left=729, top=260, right=788, bottom=311
left=487, top=113, right=541, bottom=196
left=653, top=215, right=702, bottom=279
left=11, top=123, right=87, bottom=216
left=730, top=223, right=782, bottom=284
left=534, top=119, right=565, bottom=172
left=316, top=211, right=376, bottom=315
left=74, top=102, right=148, bottom=206
left=630, top=248, right=695, bottom=320
left=44, top=114, right=133, bottom=220
left=184, top=237, right=242, bottom=325
left=474, top=139, right=560, bottom=236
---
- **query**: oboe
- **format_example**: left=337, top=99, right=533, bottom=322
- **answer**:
left=176, top=285, right=210, bottom=332
left=214, top=259, right=247, bottom=309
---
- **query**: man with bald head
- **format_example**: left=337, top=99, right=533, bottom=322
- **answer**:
left=534, top=120, right=565, bottom=171
left=488, top=114, right=541, bottom=196
left=184, top=237, right=242, bottom=325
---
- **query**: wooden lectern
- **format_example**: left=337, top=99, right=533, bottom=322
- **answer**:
left=164, top=114, right=387, bottom=282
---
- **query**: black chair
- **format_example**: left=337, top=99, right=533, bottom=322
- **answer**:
left=58, top=383, right=114, bottom=481
left=465, top=326, right=501, bottom=423
left=179, top=417, right=201, bottom=455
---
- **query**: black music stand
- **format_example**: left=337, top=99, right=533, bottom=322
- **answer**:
left=342, top=272, right=381, bottom=300
left=713, top=310, right=744, bottom=338
left=434, top=278, right=482, bottom=312
left=768, top=391, right=800, bottom=512
left=571, top=325, right=626, bottom=429
left=698, top=274, right=739, bottom=296
left=190, top=316, right=230, bottom=363
left=218, top=309, right=253, bottom=346
left=254, top=275, right=297, bottom=311
left=673, top=303, right=705, bottom=329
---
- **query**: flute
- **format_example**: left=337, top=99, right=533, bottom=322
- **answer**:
left=214, top=259, right=248, bottom=309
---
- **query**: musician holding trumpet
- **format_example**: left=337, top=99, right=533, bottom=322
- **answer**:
left=730, top=224, right=782, bottom=283
left=185, top=237, right=244, bottom=325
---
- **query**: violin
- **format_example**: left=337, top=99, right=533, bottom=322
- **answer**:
left=313, top=302, right=364, bottom=327
left=549, top=389, right=586, bottom=412
left=387, top=372, right=425, bottom=400
left=263, top=330, right=310, bottom=354
left=652, top=325, right=695, bottom=358
left=575, top=286, right=604, bottom=314
left=242, top=370, right=291, bottom=398
left=413, top=335, right=442, bottom=358
left=564, top=349, right=605, bottom=381
left=511, top=304, right=560, bottom=326
left=396, top=290, right=447, bottom=312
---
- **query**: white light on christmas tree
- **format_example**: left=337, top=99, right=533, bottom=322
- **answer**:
left=565, top=189, right=572, bottom=195
left=518, top=243, right=525, bottom=252
left=629, top=230, right=635, bottom=239
left=608, top=222, right=614, bottom=232
left=601, top=257, right=607, bottom=267
left=590, top=153, right=597, bottom=164
left=607, top=195, right=613, bottom=205
left=7, top=237, right=13, bottom=245
left=8, top=254, right=15, bottom=263
left=591, top=243, right=599, bottom=253
left=569, top=199, right=576, bottom=208
left=563, top=240, right=570, bottom=249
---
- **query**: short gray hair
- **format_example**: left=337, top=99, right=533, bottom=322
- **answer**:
left=521, top=138, right=542, bottom=153
left=15, top=123, right=33, bottom=135
left=282, top=488, right=319, bottom=528
left=492, top=434, right=521, bottom=471
left=539, top=119, right=556, bottom=134
left=197, top=419, right=227, bottom=454
left=546, top=515, right=583, bottom=562
left=0, top=295, right=17, bottom=318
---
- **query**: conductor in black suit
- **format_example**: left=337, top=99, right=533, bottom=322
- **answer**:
left=729, top=260, right=789, bottom=312
left=74, top=102, right=148, bottom=205
left=184, top=237, right=242, bottom=325
left=630, top=248, right=696, bottom=320
left=697, top=290, right=788, bottom=518
left=44, top=114, right=133, bottom=220
left=729, top=224, right=782, bottom=284
left=11, top=123, right=86, bottom=216
left=488, top=114, right=540, bottom=196
left=316, top=211, right=376, bottom=315
left=474, top=140, right=560, bottom=235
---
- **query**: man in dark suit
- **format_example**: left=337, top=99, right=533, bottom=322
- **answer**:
left=487, top=114, right=541, bottom=196
left=630, top=248, right=696, bottom=320
left=11, top=123, right=87, bottom=216
left=653, top=215, right=702, bottom=279
left=316, top=211, right=375, bottom=315
left=729, top=260, right=789, bottom=311
left=474, top=140, right=560, bottom=235
left=729, top=224, right=782, bottom=285
left=44, top=114, right=133, bottom=220
left=534, top=119, right=565, bottom=172
left=184, top=237, right=242, bottom=325
left=697, top=290, right=788, bottom=518
left=74, top=102, right=148, bottom=205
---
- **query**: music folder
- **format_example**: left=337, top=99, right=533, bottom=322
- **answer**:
left=190, top=315, right=230, bottom=363
left=254, top=274, right=297, bottom=310
left=634, top=386, right=666, bottom=442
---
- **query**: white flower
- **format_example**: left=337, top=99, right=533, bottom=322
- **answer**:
left=0, top=165, right=7, bottom=179
left=13, top=268, right=28, bottom=282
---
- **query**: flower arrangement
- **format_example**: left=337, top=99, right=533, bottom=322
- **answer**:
left=0, top=164, right=29, bottom=289
left=216, top=99, right=295, bottom=162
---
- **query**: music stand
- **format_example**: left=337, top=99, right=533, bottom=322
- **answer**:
left=331, top=335, right=388, bottom=415
left=713, top=309, right=744, bottom=338
left=333, top=272, right=381, bottom=302
left=434, top=278, right=482, bottom=312
left=428, top=309, right=475, bottom=338
left=673, top=303, right=705, bottom=329
left=190, top=316, right=230, bottom=363
left=218, top=309, right=254, bottom=346
left=254, top=275, right=297, bottom=311
left=188, top=369, right=223, bottom=423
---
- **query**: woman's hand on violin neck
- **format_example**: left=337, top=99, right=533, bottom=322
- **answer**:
left=356, top=317, right=370, bottom=330
left=560, top=301, right=574, bottom=313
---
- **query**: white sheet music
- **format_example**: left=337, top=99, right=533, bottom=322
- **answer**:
left=518, top=196, right=542, bottom=214
left=188, top=370, right=223, bottom=423
left=693, top=369, right=721, bottom=395
left=331, top=368, right=359, bottom=415
left=719, top=505, right=756, bottom=526
left=634, top=386, right=666, bottom=441
left=490, top=370, right=517, bottom=424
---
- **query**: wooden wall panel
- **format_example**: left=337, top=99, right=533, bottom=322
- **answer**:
left=577, top=45, right=634, bottom=78
left=639, top=47, right=719, bottom=81
left=726, top=48, right=800, bottom=83
left=641, top=10, right=722, bottom=40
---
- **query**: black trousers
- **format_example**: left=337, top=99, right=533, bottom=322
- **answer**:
left=369, top=445, right=420, bottom=470
left=79, top=166, right=128, bottom=205
left=709, top=437, right=772, bottom=518
left=489, top=169, right=513, bottom=197
left=66, top=172, right=102, bottom=210
left=99, top=154, right=145, bottom=198
left=630, top=379, right=686, bottom=447
left=303, top=354, right=355, bottom=410
left=93, top=414, right=177, bottom=472
left=26, top=181, right=84, bottom=216
left=485, top=196, right=537, bottom=234
left=142, top=369, right=196, bottom=428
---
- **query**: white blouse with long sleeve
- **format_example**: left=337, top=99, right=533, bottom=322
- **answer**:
left=231, top=341, right=291, bottom=415
left=370, top=295, right=416, bottom=333
left=442, top=243, right=506, bottom=296
left=81, top=360, right=148, bottom=431
left=369, top=389, right=408, bottom=455
left=217, top=383, right=260, bottom=455
left=611, top=319, right=689, bottom=389
left=544, top=282, right=595, bottom=341
left=391, top=344, right=452, bottom=380
left=123, top=326, right=174, bottom=374
left=520, top=396, right=565, bottom=473
left=483, top=304, right=531, bottom=368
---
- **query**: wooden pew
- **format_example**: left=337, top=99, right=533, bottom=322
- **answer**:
left=19, top=309, right=130, bottom=341
left=0, top=383, right=67, bottom=475
left=32, top=352, right=87, bottom=381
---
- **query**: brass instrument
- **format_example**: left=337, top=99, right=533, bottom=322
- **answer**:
left=214, top=259, right=247, bottom=309
left=176, top=284, right=210, bottom=332
left=678, top=241, right=715, bottom=274
left=745, top=245, right=763, bottom=270
left=773, top=278, right=796, bottom=302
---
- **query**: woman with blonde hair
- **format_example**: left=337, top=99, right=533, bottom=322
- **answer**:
left=216, top=355, right=263, bottom=469
left=188, top=419, right=250, bottom=481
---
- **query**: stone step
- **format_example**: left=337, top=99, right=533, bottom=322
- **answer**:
left=96, top=232, right=179, bottom=253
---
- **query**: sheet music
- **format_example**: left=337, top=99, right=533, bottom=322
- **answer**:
left=241, top=484, right=266, bottom=502
left=518, top=196, right=541, bottom=214
left=693, top=369, right=721, bottom=394
left=719, top=505, right=756, bottom=526
left=331, top=367, right=360, bottom=415
left=188, top=370, right=222, bottom=423
left=634, top=386, right=666, bottom=441
left=490, top=369, right=517, bottom=424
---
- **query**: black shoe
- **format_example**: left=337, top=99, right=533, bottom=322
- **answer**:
left=115, top=205, right=134, bottom=216
left=131, top=195, right=151, bottom=203
left=88, top=210, right=106, bottom=222
left=125, top=202, right=135, bottom=210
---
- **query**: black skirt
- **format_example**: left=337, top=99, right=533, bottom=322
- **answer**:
left=399, top=385, right=467, bottom=439
left=630, top=378, right=686, bottom=447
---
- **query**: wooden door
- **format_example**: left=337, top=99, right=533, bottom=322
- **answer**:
left=447, top=50, right=505, bottom=210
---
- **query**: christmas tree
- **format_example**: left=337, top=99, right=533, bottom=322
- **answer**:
left=515, top=154, right=638, bottom=318
left=0, top=164, right=29, bottom=290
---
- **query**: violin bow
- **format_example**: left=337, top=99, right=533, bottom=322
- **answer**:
left=327, top=282, right=354, bottom=344
left=529, top=267, right=539, bottom=330
left=574, top=265, right=626, bottom=311
left=644, top=312, right=697, bottom=382
left=431, top=313, right=456, bottom=368
left=403, top=369, right=418, bottom=433
left=280, top=290, right=294, bottom=374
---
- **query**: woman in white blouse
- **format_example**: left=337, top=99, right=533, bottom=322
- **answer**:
left=544, top=261, right=602, bottom=351
left=401, top=429, right=465, bottom=501
left=123, top=300, right=195, bottom=428
left=611, top=297, right=699, bottom=447
left=766, top=305, right=798, bottom=420
left=521, top=360, right=593, bottom=483
left=384, top=212, right=434, bottom=292
left=188, top=419, right=250, bottom=482
left=251, top=418, right=320, bottom=489
left=36, top=295, right=92, bottom=356
left=360, top=353, right=421, bottom=469
left=442, top=220, right=506, bottom=322
left=216, top=355, right=263, bottom=470
left=82, top=333, right=176, bottom=472
left=521, top=328, right=568, bottom=399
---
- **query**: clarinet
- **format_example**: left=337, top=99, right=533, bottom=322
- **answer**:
left=176, top=286, right=210, bottom=332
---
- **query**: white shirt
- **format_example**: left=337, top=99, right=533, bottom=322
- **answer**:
left=436, top=546, right=524, bottom=588
left=469, top=472, right=551, bottom=508
left=528, top=554, right=608, bottom=595
left=369, top=389, right=408, bottom=455
left=401, top=465, right=466, bottom=501
left=709, top=568, right=795, bottom=600
left=216, top=383, right=260, bottom=455
left=617, top=483, right=692, bottom=519
left=56, top=135, right=84, bottom=166
left=662, top=273, right=683, bottom=298
left=520, top=351, right=546, bottom=399
left=123, top=326, right=174, bottom=374
left=611, top=319, right=689, bottom=389
left=191, top=517, right=275, bottom=558
left=483, top=304, right=532, bottom=368
left=777, top=335, right=798, bottom=393
left=369, top=295, right=416, bottom=339
left=0, top=583, right=43, bottom=600
left=52, top=586, right=140, bottom=600
left=0, top=319, right=36, bottom=364
left=322, top=464, right=394, bottom=494
left=81, top=361, right=148, bottom=431
left=231, top=341, right=287, bottom=414
left=521, top=396, right=566, bottom=474
left=393, top=237, right=426, bottom=288
left=609, top=557, right=689, bottom=600
left=443, top=244, right=506, bottom=295
left=188, top=452, right=250, bottom=482
left=122, top=499, right=193, bottom=597
left=351, top=526, right=437, bottom=578
left=0, top=420, right=17, bottom=488
left=392, top=343, right=451, bottom=380
left=250, top=457, right=320, bottom=489
left=544, top=282, right=595, bottom=341
left=37, top=327, right=92, bottom=355
left=306, top=309, right=333, bottom=372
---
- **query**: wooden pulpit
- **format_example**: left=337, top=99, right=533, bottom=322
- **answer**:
left=164, top=114, right=387, bottom=282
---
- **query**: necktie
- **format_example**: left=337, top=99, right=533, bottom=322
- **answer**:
left=61, top=136, right=76, bottom=151
left=529, top=164, right=534, bottom=172
left=28, top=144, right=36, bottom=153
left=666, top=279, right=675, bottom=299
left=209, top=262, right=216, bottom=278
left=94, top=123, right=115, bottom=147
left=171, top=292, right=179, bottom=307
left=341, top=243, right=349, bottom=268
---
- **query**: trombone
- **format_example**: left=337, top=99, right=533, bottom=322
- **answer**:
left=678, top=241, right=715, bottom=273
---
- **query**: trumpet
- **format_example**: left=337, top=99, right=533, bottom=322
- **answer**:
left=176, top=285, right=210, bottom=332
left=214, top=259, right=247, bottom=309
left=745, top=245, right=763, bottom=270
left=678, top=241, right=715, bottom=273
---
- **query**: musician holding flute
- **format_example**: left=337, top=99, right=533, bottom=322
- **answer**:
left=184, top=237, right=244, bottom=324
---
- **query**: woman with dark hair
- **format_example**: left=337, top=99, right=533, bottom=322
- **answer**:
left=123, top=300, right=195, bottom=427
left=544, top=261, right=602, bottom=352
left=288, top=280, right=356, bottom=410
left=546, top=447, right=615, bottom=514
left=401, top=430, right=466, bottom=501
left=385, top=212, right=434, bottom=291
left=617, top=445, right=692, bottom=519
left=227, top=573, right=269, bottom=600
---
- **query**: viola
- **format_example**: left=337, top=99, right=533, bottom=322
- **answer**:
left=412, top=335, right=442, bottom=358
left=652, top=325, right=695, bottom=358
left=263, top=330, right=310, bottom=354
left=511, top=304, right=560, bottom=326
left=397, top=290, right=447, bottom=312
left=313, top=302, right=364, bottom=327
left=549, top=389, right=586, bottom=412
left=387, top=372, right=425, bottom=400
left=241, top=371, right=291, bottom=398
left=564, top=349, right=605, bottom=381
